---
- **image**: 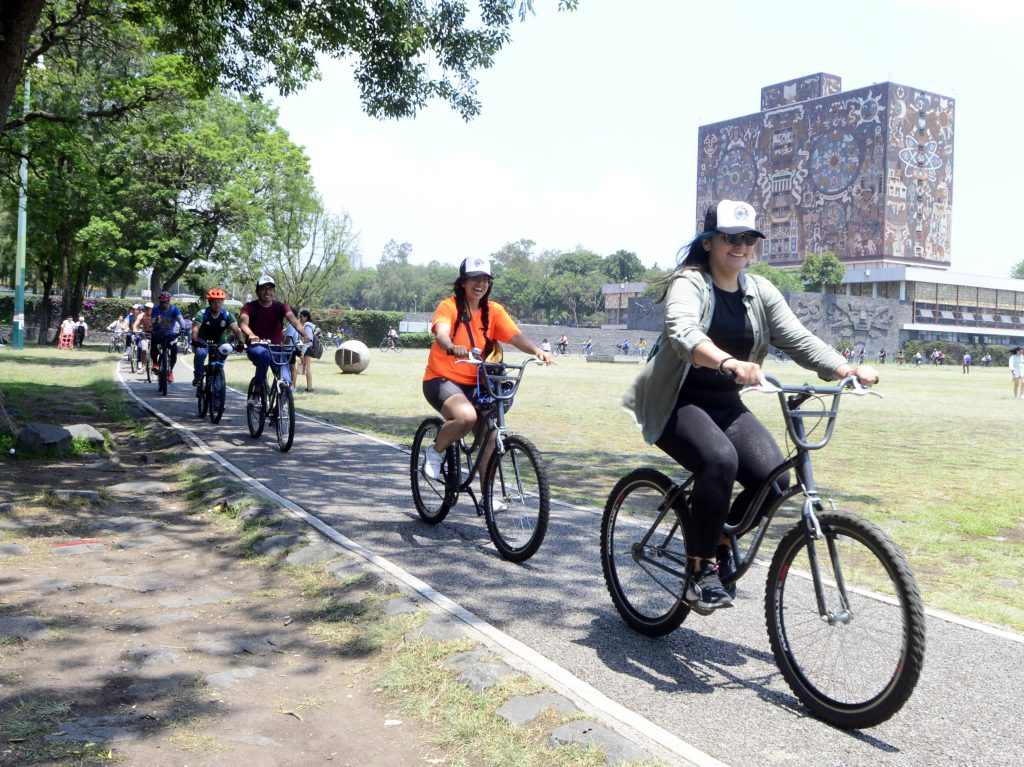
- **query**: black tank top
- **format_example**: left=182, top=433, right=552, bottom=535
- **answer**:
left=679, top=285, right=754, bottom=401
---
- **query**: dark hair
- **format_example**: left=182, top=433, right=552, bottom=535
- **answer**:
left=650, top=231, right=715, bottom=302
left=299, top=309, right=312, bottom=322
left=450, top=275, right=492, bottom=353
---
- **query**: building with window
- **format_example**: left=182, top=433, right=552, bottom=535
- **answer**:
left=674, top=72, right=1024, bottom=351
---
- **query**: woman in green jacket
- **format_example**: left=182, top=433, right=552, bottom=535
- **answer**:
left=622, top=200, right=877, bottom=614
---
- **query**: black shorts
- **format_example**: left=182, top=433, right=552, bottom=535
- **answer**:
left=422, top=377, right=476, bottom=413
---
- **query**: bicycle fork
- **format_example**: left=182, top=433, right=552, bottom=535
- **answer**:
left=798, top=493, right=853, bottom=626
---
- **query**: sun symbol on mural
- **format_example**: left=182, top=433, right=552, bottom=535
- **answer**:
left=715, top=148, right=757, bottom=201
left=809, top=133, right=861, bottom=195
left=898, top=135, right=942, bottom=181
left=849, top=91, right=885, bottom=127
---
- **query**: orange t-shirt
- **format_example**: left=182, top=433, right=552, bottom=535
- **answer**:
left=423, top=297, right=521, bottom=384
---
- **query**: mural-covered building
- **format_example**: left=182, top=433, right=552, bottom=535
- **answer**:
left=696, top=73, right=954, bottom=270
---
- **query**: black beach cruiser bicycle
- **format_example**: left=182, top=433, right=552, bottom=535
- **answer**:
left=600, top=374, right=925, bottom=729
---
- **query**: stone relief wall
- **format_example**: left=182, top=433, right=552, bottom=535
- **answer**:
left=628, top=292, right=911, bottom=354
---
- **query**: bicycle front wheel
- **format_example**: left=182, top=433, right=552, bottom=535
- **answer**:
left=409, top=417, right=455, bottom=524
left=393, top=340, right=402, bottom=353
left=246, top=379, right=266, bottom=438
left=275, top=385, right=295, bottom=452
left=209, top=367, right=226, bottom=424
left=765, top=511, right=925, bottom=729
left=158, top=350, right=168, bottom=395
left=128, top=345, right=137, bottom=373
left=482, top=436, right=549, bottom=562
left=600, top=468, right=690, bottom=636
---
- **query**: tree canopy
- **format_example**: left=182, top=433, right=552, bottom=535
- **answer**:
left=799, top=251, right=846, bottom=293
left=1, top=0, right=579, bottom=138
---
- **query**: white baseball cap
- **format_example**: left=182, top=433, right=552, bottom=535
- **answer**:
left=256, top=274, right=276, bottom=288
left=704, top=200, right=765, bottom=238
left=460, top=256, right=492, bottom=278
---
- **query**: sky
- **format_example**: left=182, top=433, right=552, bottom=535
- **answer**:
left=269, top=0, right=1024, bottom=279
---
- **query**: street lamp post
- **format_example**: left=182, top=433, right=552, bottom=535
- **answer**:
left=12, top=74, right=30, bottom=349
left=413, top=294, right=417, bottom=314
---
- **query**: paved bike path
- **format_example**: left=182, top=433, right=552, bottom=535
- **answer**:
left=122, top=361, right=1024, bottom=767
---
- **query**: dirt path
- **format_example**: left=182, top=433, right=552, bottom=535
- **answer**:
left=0, top=420, right=433, bottom=766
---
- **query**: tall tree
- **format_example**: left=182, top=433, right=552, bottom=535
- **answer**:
left=602, top=249, right=644, bottom=283
left=799, top=251, right=846, bottom=293
left=1012, top=260, right=1024, bottom=280
left=1, top=0, right=579, bottom=137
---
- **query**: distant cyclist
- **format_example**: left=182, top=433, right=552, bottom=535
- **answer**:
left=239, top=275, right=311, bottom=407
left=192, top=288, right=245, bottom=386
left=150, top=291, right=184, bottom=382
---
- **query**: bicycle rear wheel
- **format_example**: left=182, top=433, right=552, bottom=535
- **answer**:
left=209, top=367, right=226, bottom=424
left=600, top=468, right=691, bottom=636
left=765, top=511, right=925, bottom=729
left=483, top=435, right=550, bottom=562
left=410, top=417, right=455, bottom=524
left=275, top=385, right=295, bottom=451
left=246, top=378, right=266, bottom=438
left=196, top=373, right=208, bottom=417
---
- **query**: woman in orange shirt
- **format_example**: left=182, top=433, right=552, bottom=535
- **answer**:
left=421, top=256, right=553, bottom=482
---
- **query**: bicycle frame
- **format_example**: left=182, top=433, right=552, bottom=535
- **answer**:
left=447, top=354, right=537, bottom=512
left=631, top=375, right=874, bottom=621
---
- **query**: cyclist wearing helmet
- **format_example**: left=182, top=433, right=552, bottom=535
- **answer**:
left=149, top=291, right=184, bottom=382
left=239, top=275, right=310, bottom=404
left=192, top=288, right=245, bottom=386
left=132, top=302, right=155, bottom=368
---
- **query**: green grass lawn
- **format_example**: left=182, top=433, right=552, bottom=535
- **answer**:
left=223, top=348, right=1024, bottom=631
left=2, top=344, right=1022, bottom=631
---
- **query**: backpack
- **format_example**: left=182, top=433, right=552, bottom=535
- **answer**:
left=309, top=328, right=324, bottom=359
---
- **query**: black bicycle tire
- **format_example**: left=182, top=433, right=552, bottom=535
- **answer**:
left=378, top=340, right=388, bottom=352
left=209, top=367, right=226, bottom=424
left=409, top=417, right=455, bottom=524
left=196, top=373, right=208, bottom=418
left=144, top=348, right=151, bottom=383
left=393, top=340, right=402, bottom=353
left=128, top=345, right=137, bottom=373
left=158, top=347, right=168, bottom=395
left=246, top=378, right=266, bottom=438
left=482, top=435, right=550, bottom=562
left=765, top=511, right=925, bottom=729
left=600, top=468, right=691, bottom=636
left=276, top=385, right=295, bottom=452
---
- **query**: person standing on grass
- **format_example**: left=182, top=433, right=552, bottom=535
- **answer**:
left=1010, top=346, right=1024, bottom=399
left=299, top=310, right=317, bottom=393
left=622, top=199, right=877, bottom=615
left=962, top=352, right=972, bottom=374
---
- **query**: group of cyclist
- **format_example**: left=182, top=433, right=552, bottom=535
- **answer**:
left=120, top=276, right=312, bottom=408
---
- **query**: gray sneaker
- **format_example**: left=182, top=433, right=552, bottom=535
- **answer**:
left=685, top=561, right=734, bottom=615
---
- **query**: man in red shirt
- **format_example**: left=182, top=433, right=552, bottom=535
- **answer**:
left=239, top=275, right=311, bottom=403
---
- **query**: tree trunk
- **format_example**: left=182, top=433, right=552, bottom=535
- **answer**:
left=37, top=273, right=53, bottom=344
left=0, top=0, right=45, bottom=139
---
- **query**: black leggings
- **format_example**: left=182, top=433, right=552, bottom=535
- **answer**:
left=655, top=398, right=789, bottom=558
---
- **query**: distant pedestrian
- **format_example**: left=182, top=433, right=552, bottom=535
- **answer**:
left=913, top=351, right=923, bottom=366
left=962, top=352, right=972, bottom=374
left=857, top=348, right=866, bottom=365
left=299, top=309, right=317, bottom=393
left=74, top=316, right=88, bottom=348
left=878, top=348, right=886, bottom=365
left=981, top=353, right=992, bottom=368
left=1010, top=346, right=1024, bottom=400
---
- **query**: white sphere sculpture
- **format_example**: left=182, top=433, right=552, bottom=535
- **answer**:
left=336, top=340, right=371, bottom=374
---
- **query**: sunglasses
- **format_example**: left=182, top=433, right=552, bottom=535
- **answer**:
left=719, top=232, right=760, bottom=246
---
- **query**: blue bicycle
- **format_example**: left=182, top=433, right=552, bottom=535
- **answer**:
left=195, top=341, right=235, bottom=424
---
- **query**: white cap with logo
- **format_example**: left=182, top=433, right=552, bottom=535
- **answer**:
left=256, top=274, right=276, bottom=288
left=460, top=256, right=492, bottom=278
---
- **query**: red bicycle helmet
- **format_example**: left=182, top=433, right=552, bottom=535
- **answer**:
left=206, top=288, right=227, bottom=300
left=157, top=291, right=171, bottom=301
